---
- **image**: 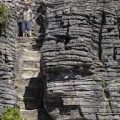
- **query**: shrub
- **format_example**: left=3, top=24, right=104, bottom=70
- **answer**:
left=1, top=107, right=26, bottom=120
left=0, top=3, right=10, bottom=28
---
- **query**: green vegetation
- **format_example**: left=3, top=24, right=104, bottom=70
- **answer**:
left=1, top=107, right=26, bottom=120
left=117, top=85, right=120, bottom=94
left=0, top=3, right=10, bottom=28
left=101, top=79, right=107, bottom=88
left=91, top=74, right=110, bottom=98
left=91, top=74, right=107, bottom=87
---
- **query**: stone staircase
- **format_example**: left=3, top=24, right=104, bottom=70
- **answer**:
left=15, top=36, right=41, bottom=120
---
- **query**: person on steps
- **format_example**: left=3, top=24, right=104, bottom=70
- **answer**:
left=17, top=0, right=34, bottom=37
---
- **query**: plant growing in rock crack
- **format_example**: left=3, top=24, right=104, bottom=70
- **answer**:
left=1, top=107, right=26, bottom=120
left=101, top=79, right=111, bottom=99
left=91, top=74, right=106, bottom=85
left=92, top=75, right=107, bottom=87
left=0, top=3, right=9, bottom=29
left=117, top=85, right=120, bottom=94
left=101, top=79, right=107, bottom=88
left=91, top=75, right=110, bottom=98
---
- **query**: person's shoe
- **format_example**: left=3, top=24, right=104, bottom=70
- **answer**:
left=23, top=32, right=26, bottom=37
left=28, top=31, right=33, bottom=38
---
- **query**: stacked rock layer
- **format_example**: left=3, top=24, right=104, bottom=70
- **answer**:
left=41, top=0, right=120, bottom=120
left=0, top=3, right=18, bottom=114
left=0, top=0, right=43, bottom=118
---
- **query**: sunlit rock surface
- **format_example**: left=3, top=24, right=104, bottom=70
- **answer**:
left=1, top=0, right=120, bottom=119
left=0, top=2, right=18, bottom=114
left=41, top=0, right=120, bottom=120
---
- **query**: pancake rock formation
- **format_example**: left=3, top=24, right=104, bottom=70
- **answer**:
left=41, top=0, right=120, bottom=120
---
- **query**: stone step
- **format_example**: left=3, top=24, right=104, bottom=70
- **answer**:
left=22, top=61, right=40, bottom=69
left=15, top=78, right=41, bottom=88
left=22, top=52, right=40, bottom=57
left=20, top=109, right=38, bottom=120
left=20, top=70, right=40, bottom=79
left=18, top=38, right=37, bottom=44
left=18, top=101, right=26, bottom=109
left=15, top=84, right=40, bottom=96
left=15, top=79, right=31, bottom=87
left=15, top=83, right=40, bottom=90
left=18, top=100, right=39, bottom=110
left=21, top=67, right=40, bottom=71
left=19, top=96, right=40, bottom=110
left=16, top=81, right=40, bottom=93
left=18, top=41, right=39, bottom=49
left=20, top=47, right=41, bottom=53
left=18, top=42, right=32, bottom=48
left=18, top=94, right=42, bottom=103
left=18, top=95, right=38, bottom=104
left=22, top=48, right=40, bottom=54
left=18, top=95, right=36, bottom=101
left=18, top=37, right=33, bottom=43
left=32, top=44, right=41, bottom=51
left=22, top=54, right=40, bottom=62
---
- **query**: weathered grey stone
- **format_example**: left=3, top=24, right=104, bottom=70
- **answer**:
left=40, top=0, right=120, bottom=120
left=0, top=8, right=18, bottom=115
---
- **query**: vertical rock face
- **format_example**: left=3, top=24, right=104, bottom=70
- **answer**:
left=0, top=4, right=18, bottom=114
left=41, top=0, right=120, bottom=120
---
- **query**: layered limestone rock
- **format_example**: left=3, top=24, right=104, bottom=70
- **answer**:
left=0, top=0, right=41, bottom=117
left=0, top=2, right=18, bottom=115
left=1, top=0, right=120, bottom=119
left=41, top=0, right=120, bottom=120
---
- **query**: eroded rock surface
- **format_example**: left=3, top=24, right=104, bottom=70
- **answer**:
left=1, top=0, right=120, bottom=119
left=0, top=0, right=41, bottom=117
left=41, top=0, right=120, bottom=120
left=0, top=2, right=18, bottom=114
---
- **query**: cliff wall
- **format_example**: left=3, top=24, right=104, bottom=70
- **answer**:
left=41, top=0, right=120, bottom=120
left=0, top=1, right=18, bottom=114
left=0, top=0, right=41, bottom=118
left=1, top=0, right=120, bottom=120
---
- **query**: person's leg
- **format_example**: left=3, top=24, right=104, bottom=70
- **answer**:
left=26, top=20, right=31, bottom=37
left=22, top=21, right=25, bottom=37
left=25, top=20, right=28, bottom=37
